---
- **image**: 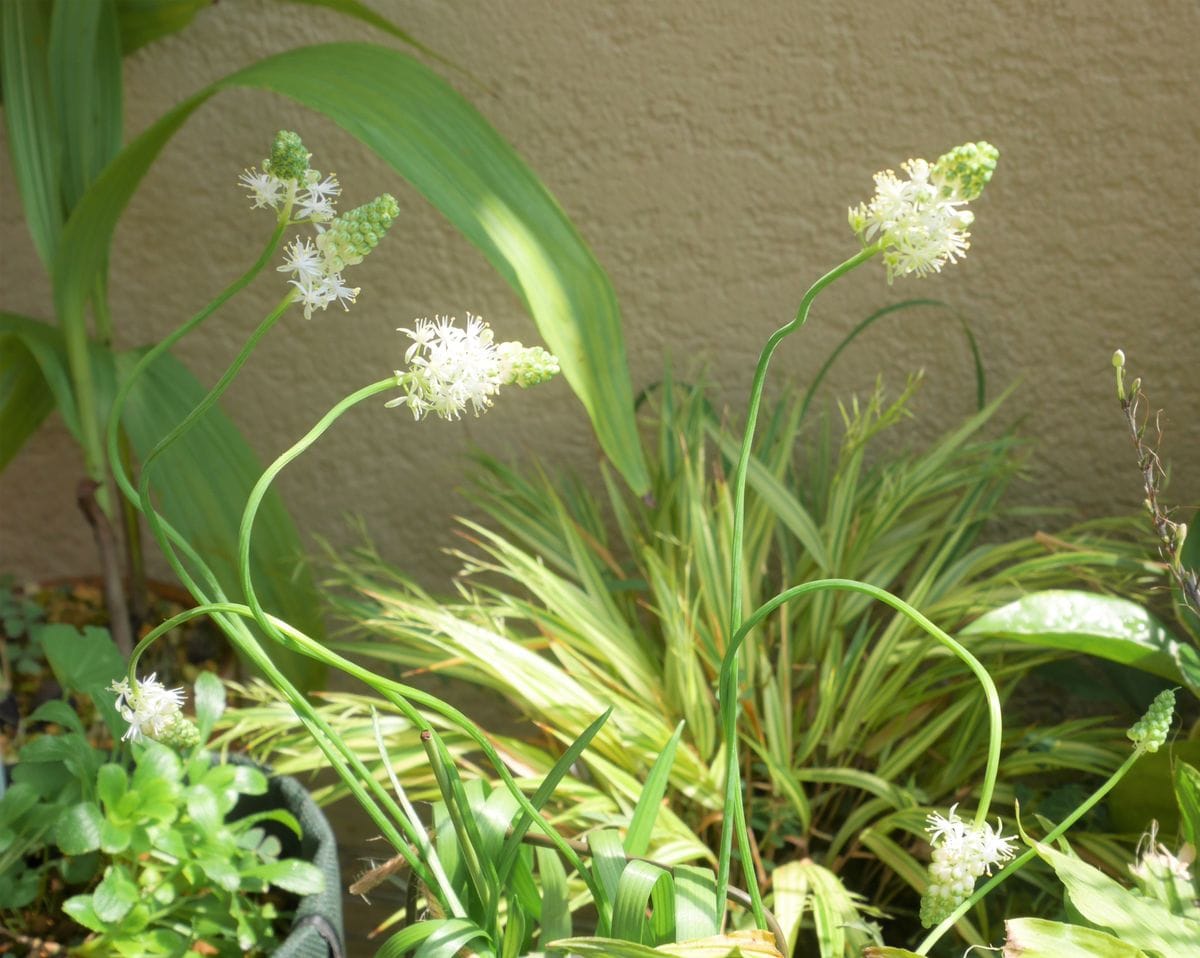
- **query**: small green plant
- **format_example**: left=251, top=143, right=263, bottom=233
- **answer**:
left=0, top=628, right=322, bottom=954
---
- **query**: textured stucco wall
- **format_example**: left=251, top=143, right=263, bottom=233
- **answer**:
left=2, top=0, right=1198, bottom=589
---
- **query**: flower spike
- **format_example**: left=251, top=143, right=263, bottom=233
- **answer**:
left=388, top=313, right=560, bottom=420
left=850, top=141, right=998, bottom=283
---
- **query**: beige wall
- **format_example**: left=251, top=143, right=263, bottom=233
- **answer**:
left=2, top=0, right=1198, bottom=589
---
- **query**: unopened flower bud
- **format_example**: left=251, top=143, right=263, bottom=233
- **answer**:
left=266, top=130, right=310, bottom=183
left=932, top=141, right=1000, bottom=201
left=1127, top=688, right=1176, bottom=752
left=1112, top=349, right=1126, bottom=369
left=316, top=194, right=400, bottom=272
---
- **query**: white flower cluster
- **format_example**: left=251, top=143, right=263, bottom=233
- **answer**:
left=849, top=142, right=998, bottom=284
left=387, top=314, right=559, bottom=421
left=237, top=165, right=341, bottom=223
left=109, top=673, right=186, bottom=743
left=919, top=805, right=1016, bottom=927
left=277, top=236, right=360, bottom=319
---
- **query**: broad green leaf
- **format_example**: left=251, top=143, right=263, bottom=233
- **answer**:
left=0, top=334, right=55, bottom=470
left=0, top=313, right=79, bottom=439
left=96, top=763, right=128, bottom=810
left=56, top=801, right=104, bottom=855
left=962, top=590, right=1187, bottom=682
left=115, top=0, right=209, bottom=54
left=63, top=895, right=108, bottom=934
left=26, top=698, right=85, bottom=734
left=243, top=859, right=324, bottom=895
left=625, top=721, right=684, bottom=857
left=1175, top=761, right=1200, bottom=848
left=116, top=349, right=325, bottom=689
left=53, top=42, right=650, bottom=497
left=40, top=623, right=127, bottom=739
left=1004, top=917, right=1150, bottom=957
left=1108, top=741, right=1200, bottom=834
left=92, top=864, right=138, bottom=923
left=192, top=670, right=226, bottom=741
left=49, top=0, right=122, bottom=210
left=1032, top=839, right=1200, bottom=956
left=536, top=845, right=571, bottom=950
left=1, top=0, right=62, bottom=270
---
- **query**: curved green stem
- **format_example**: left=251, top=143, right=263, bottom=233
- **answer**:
left=106, top=218, right=288, bottom=505
left=233, top=380, right=614, bottom=928
left=716, top=245, right=879, bottom=917
left=914, top=747, right=1145, bottom=954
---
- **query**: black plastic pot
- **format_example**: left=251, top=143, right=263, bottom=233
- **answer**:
left=230, top=757, right=345, bottom=958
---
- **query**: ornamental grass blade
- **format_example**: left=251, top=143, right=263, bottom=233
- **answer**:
left=611, top=860, right=676, bottom=946
left=673, top=864, right=720, bottom=942
left=497, top=707, right=612, bottom=882
left=962, top=590, right=1187, bottom=682
left=374, top=918, right=491, bottom=958
left=624, top=721, right=684, bottom=857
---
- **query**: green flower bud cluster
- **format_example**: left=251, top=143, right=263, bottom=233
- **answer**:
left=498, top=343, right=561, bottom=387
left=265, top=130, right=310, bottom=183
left=155, top=713, right=201, bottom=750
left=1127, top=688, right=1176, bottom=752
left=316, top=193, right=401, bottom=272
left=933, top=141, right=999, bottom=201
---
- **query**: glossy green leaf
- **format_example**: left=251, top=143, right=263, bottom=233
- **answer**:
left=625, top=721, right=684, bottom=857
left=92, top=864, right=138, bottom=923
left=53, top=41, right=650, bottom=497
left=1004, top=917, right=1150, bottom=957
left=1032, top=839, right=1200, bottom=956
left=1, top=0, right=62, bottom=270
left=57, top=801, right=104, bottom=855
left=192, top=670, right=225, bottom=741
left=115, top=0, right=209, bottom=54
left=0, top=333, right=55, bottom=470
left=962, top=590, right=1187, bottom=681
left=116, top=349, right=325, bottom=689
left=40, top=623, right=127, bottom=740
left=243, top=859, right=324, bottom=894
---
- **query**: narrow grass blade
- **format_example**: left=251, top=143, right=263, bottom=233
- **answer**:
left=625, top=721, right=684, bottom=857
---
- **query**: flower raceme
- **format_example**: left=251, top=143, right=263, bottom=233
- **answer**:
left=919, top=804, right=1016, bottom=928
left=109, top=674, right=198, bottom=747
left=387, top=313, right=560, bottom=421
left=238, top=131, right=400, bottom=320
left=849, top=141, right=999, bottom=283
left=277, top=194, right=401, bottom=319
